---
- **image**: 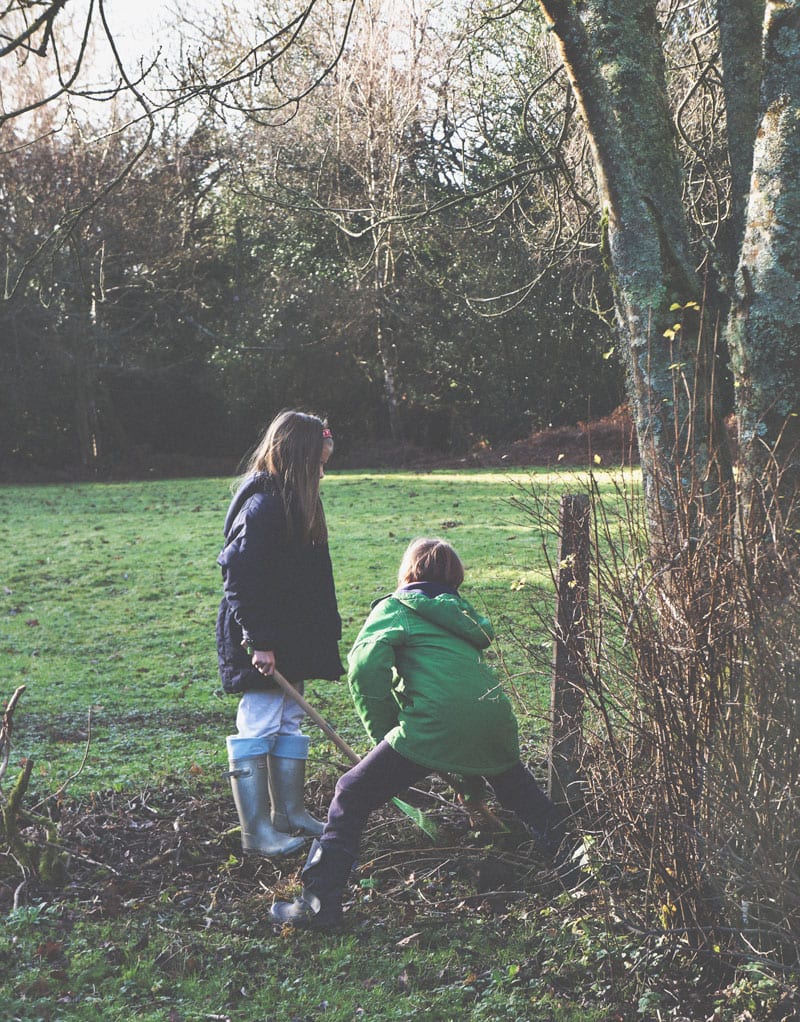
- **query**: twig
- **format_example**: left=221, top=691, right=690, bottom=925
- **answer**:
left=1, top=685, right=27, bottom=785
left=12, top=879, right=27, bottom=912
left=29, top=705, right=94, bottom=813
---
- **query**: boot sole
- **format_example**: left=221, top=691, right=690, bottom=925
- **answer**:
left=242, top=841, right=305, bottom=858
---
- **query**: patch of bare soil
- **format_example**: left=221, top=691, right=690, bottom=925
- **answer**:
left=0, top=778, right=551, bottom=923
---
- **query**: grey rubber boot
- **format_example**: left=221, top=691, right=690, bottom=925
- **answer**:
left=225, top=736, right=305, bottom=858
left=270, top=839, right=353, bottom=930
left=268, top=735, right=325, bottom=837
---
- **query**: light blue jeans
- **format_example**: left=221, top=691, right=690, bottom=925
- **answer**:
left=227, top=687, right=309, bottom=760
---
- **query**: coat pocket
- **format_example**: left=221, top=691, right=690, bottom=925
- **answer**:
left=216, top=598, right=278, bottom=694
left=216, top=599, right=247, bottom=693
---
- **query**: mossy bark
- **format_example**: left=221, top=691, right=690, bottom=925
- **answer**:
left=537, top=1, right=733, bottom=551
left=1, top=757, right=68, bottom=884
left=2, top=686, right=68, bottom=885
left=1, top=757, right=36, bottom=874
left=718, top=0, right=767, bottom=258
left=727, top=2, right=800, bottom=522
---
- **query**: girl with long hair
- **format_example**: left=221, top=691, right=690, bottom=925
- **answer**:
left=216, top=410, right=343, bottom=858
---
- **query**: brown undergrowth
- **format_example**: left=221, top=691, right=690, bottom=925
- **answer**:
left=0, top=774, right=555, bottom=923
left=3, top=776, right=800, bottom=1019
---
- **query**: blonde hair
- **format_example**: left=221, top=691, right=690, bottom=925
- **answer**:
left=243, top=410, right=331, bottom=544
left=398, top=537, right=465, bottom=589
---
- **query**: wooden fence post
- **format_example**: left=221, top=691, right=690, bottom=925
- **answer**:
left=548, top=493, right=590, bottom=811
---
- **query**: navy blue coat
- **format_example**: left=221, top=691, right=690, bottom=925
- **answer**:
left=216, top=473, right=344, bottom=694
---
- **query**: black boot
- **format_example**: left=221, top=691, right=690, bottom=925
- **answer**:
left=270, top=839, right=353, bottom=931
left=524, top=819, right=560, bottom=859
left=490, top=763, right=564, bottom=859
left=523, top=810, right=584, bottom=889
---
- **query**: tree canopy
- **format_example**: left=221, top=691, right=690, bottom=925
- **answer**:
left=2, top=0, right=798, bottom=526
left=1, top=0, right=623, bottom=474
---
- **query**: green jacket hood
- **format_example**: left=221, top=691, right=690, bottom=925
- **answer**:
left=389, top=590, right=495, bottom=649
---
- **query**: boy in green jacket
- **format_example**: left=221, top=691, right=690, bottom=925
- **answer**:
left=271, top=537, right=562, bottom=930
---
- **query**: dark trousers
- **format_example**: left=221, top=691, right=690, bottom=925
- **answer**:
left=320, top=740, right=555, bottom=859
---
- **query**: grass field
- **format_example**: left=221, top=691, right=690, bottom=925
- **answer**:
left=7, top=466, right=741, bottom=1022
left=2, top=468, right=588, bottom=798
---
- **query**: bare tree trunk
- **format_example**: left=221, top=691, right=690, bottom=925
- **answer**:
left=537, top=0, right=734, bottom=552
left=370, top=199, right=404, bottom=443
left=73, top=361, right=94, bottom=470
left=718, top=0, right=767, bottom=258
left=321, top=0, right=426, bottom=445
left=726, top=2, right=800, bottom=524
left=374, top=289, right=404, bottom=444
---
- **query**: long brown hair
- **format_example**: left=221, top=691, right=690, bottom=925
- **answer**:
left=243, top=410, right=331, bottom=544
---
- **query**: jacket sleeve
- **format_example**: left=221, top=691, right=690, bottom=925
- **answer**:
left=217, top=494, right=286, bottom=651
left=347, top=603, right=406, bottom=745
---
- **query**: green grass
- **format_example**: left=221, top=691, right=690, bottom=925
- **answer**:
left=2, top=468, right=616, bottom=797
left=0, top=896, right=620, bottom=1022
left=1, top=467, right=677, bottom=1022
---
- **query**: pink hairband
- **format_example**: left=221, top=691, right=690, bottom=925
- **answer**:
left=322, top=427, right=333, bottom=440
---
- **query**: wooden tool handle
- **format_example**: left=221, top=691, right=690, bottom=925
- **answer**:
left=271, top=669, right=362, bottom=765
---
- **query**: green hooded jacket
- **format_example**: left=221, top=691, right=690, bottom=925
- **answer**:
left=347, top=589, right=520, bottom=776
